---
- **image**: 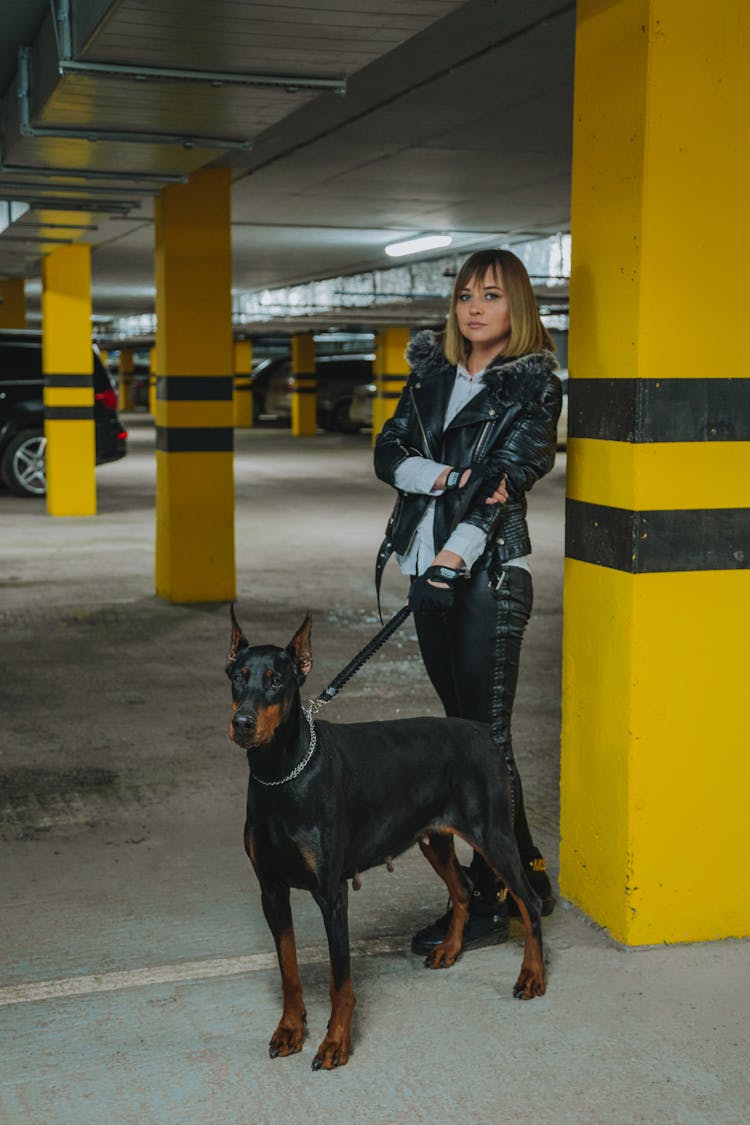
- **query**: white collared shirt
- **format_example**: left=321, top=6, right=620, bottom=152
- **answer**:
left=393, top=362, right=530, bottom=575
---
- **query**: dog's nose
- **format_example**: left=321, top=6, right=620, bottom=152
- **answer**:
left=233, top=712, right=257, bottom=733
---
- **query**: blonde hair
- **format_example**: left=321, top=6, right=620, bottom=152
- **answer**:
left=442, top=249, right=554, bottom=364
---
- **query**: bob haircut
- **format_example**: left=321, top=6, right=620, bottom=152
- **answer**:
left=442, top=248, right=555, bottom=364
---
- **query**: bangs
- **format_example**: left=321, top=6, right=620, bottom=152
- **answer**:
left=454, top=252, right=504, bottom=296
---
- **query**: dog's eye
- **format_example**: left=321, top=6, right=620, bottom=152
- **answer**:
left=269, top=674, right=283, bottom=690
left=232, top=671, right=246, bottom=685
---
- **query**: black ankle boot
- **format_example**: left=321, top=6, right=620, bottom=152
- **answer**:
left=506, top=848, right=555, bottom=917
left=411, top=877, right=510, bottom=956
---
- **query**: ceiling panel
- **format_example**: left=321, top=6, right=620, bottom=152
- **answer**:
left=76, top=0, right=462, bottom=75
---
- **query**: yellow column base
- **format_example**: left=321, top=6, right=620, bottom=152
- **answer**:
left=561, top=560, right=750, bottom=944
left=44, top=419, right=96, bottom=516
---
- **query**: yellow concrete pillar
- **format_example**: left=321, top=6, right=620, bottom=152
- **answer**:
left=291, top=334, right=317, bottom=436
left=372, top=327, right=410, bottom=442
left=41, top=245, right=96, bottom=516
left=233, top=339, right=253, bottom=428
left=154, top=167, right=235, bottom=603
left=0, top=278, right=26, bottom=327
left=561, top=0, right=750, bottom=944
left=148, top=346, right=157, bottom=416
left=118, top=347, right=135, bottom=411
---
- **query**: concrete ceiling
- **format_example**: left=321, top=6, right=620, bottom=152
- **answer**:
left=0, top=0, right=576, bottom=332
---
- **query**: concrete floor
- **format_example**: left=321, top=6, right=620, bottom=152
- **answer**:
left=1, top=416, right=747, bottom=1124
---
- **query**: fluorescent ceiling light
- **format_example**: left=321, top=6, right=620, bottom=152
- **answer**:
left=384, top=234, right=452, bottom=258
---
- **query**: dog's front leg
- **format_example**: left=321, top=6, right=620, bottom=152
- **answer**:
left=312, top=881, right=355, bottom=1070
left=259, top=880, right=307, bottom=1058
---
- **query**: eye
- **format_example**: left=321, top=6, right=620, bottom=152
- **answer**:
left=269, top=674, right=283, bottom=690
left=232, top=671, right=246, bottom=685
left=458, top=293, right=471, bottom=302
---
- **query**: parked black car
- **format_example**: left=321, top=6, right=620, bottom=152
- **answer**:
left=0, top=329, right=127, bottom=497
left=250, top=353, right=374, bottom=432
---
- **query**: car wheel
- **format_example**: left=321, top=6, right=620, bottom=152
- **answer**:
left=331, top=396, right=358, bottom=434
left=1, top=429, right=47, bottom=497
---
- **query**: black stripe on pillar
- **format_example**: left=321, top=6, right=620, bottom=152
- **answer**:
left=44, top=406, right=94, bottom=421
left=291, top=386, right=317, bottom=395
left=565, top=499, right=749, bottom=572
left=156, top=376, right=234, bottom=401
left=155, top=427, right=234, bottom=453
left=44, top=374, right=92, bottom=388
left=568, top=378, right=750, bottom=442
left=381, top=391, right=403, bottom=400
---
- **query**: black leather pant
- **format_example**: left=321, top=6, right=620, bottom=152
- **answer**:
left=413, top=563, right=536, bottom=891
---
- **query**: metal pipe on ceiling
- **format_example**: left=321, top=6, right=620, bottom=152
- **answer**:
left=58, top=59, right=347, bottom=95
left=0, top=181, right=156, bottom=197
left=0, top=194, right=134, bottom=215
left=0, top=163, right=187, bottom=185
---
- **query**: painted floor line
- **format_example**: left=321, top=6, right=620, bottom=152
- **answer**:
left=0, top=935, right=410, bottom=1008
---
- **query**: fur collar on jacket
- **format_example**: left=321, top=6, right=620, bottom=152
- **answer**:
left=406, top=329, right=558, bottom=411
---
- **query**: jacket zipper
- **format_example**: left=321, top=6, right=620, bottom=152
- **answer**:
left=472, top=419, right=493, bottom=463
left=409, top=385, right=434, bottom=459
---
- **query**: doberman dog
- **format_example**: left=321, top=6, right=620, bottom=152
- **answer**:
left=226, top=607, right=545, bottom=1071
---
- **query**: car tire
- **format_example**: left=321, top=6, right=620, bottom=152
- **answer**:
left=1, top=429, right=47, bottom=497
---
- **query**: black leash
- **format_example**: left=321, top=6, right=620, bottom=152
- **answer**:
left=315, top=603, right=411, bottom=705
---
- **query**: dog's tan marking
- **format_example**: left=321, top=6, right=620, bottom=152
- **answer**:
left=298, top=846, right=317, bottom=877
left=254, top=703, right=283, bottom=742
left=418, top=831, right=468, bottom=968
left=244, top=827, right=256, bottom=866
left=454, top=831, right=546, bottom=999
left=313, top=973, right=356, bottom=1070
left=269, top=929, right=306, bottom=1058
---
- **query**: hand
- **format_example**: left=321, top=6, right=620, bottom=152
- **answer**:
left=408, top=560, right=468, bottom=615
left=482, top=473, right=509, bottom=505
left=409, top=574, right=455, bottom=614
left=454, top=464, right=508, bottom=505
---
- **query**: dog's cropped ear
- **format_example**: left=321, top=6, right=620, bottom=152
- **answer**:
left=228, top=603, right=250, bottom=663
left=287, top=612, right=313, bottom=683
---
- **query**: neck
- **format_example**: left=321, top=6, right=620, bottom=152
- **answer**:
left=465, top=342, right=509, bottom=376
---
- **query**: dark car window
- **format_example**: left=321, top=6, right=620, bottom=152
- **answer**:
left=0, top=341, right=43, bottom=383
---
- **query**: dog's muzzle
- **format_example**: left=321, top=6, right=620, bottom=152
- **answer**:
left=231, top=711, right=257, bottom=746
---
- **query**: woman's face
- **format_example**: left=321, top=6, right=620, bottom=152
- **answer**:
left=455, top=266, right=511, bottom=355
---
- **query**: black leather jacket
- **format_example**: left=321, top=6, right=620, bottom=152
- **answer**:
left=374, top=331, right=562, bottom=570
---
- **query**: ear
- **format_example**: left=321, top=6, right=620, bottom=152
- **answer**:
left=286, top=612, right=313, bottom=683
left=228, top=603, right=249, bottom=663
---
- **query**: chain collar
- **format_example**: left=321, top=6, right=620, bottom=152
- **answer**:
left=250, top=707, right=317, bottom=788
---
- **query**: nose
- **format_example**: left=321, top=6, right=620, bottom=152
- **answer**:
left=232, top=712, right=257, bottom=734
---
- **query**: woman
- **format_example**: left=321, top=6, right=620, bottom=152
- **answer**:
left=374, top=248, right=562, bottom=955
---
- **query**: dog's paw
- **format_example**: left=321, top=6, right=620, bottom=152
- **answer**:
left=424, top=942, right=461, bottom=969
left=269, top=1016, right=306, bottom=1058
left=312, top=1032, right=351, bottom=1070
left=512, top=967, right=546, bottom=999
